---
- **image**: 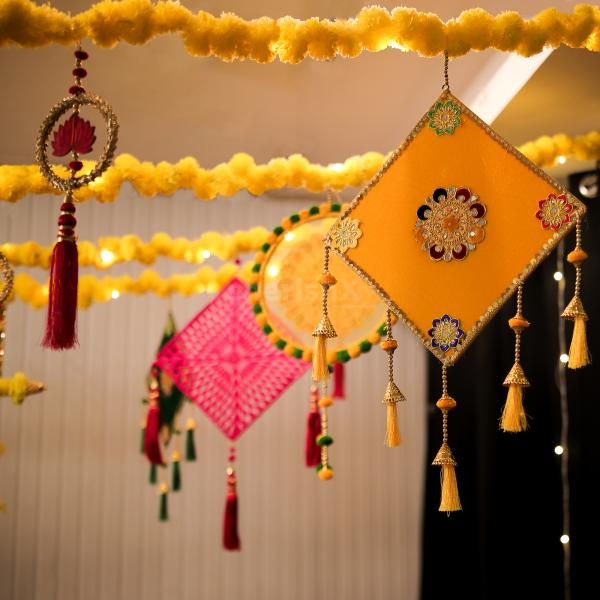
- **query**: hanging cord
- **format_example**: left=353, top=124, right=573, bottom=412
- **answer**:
left=442, top=50, right=450, bottom=91
left=556, top=241, right=571, bottom=600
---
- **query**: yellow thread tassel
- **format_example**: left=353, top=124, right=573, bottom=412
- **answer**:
left=501, top=384, right=528, bottom=432
left=312, top=335, right=329, bottom=381
left=439, top=464, right=462, bottom=512
left=385, top=402, right=402, bottom=448
left=568, top=316, right=591, bottom=369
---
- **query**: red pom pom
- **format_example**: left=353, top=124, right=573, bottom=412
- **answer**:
left=69, top=85, right=85, bottom=95
left=74, top=50, right=89, bottom=60
left=61, top=202, right=76, bottom=213
left=73, top=67, right=87, bottom=78
left=69, top=160, right=83, bottom=172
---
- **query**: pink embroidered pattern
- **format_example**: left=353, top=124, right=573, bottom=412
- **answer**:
left=156, top=278, right=309, bottom=440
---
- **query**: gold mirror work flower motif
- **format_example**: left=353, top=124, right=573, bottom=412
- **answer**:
left=329, top=218, right=362, bottom=254
left=414, top=187, right=486, bottom=261
left=427, top=100, right=461, bottom=135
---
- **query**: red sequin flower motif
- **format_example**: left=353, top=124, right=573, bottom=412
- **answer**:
left=535, top=193, right=574, bottom=231
left=51, top=113, right=96, bottom=157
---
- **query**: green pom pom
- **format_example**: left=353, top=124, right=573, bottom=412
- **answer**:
left=359, top=340, right=372, bottom=353
left=249, top=283, right=258, bottom=292
left=309, top=206, right=320, bottom=215
left=317, top=435, right=334, bottom=447
left=293, top=347, right=303, bottom=359
left=262, top=324, right=273, bottom=334
left=377, top=323, right=388, bottom=336
left=331, top=203, right=342, bottom=212
left=336, top=349, right=351, bottom=363
left=261, top=243, right=270, bottom=253
left=275, top=339, right=287, bottom=350
left=251, top=263, right=261, bottom=273
left=253, top=304, right=262, bottom=314
left=273, top=226, right=284, bottom=236
left=290, top=213, right=300, bottom=223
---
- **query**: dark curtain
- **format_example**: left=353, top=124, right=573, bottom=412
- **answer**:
left=421, top=177, right=598, bottom=600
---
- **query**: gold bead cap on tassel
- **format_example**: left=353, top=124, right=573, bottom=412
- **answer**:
left=561, top=295, right=588, bottom=322
left=502, top=362, right=530, bottom=388
left=312, top=314, right=337, bottom=338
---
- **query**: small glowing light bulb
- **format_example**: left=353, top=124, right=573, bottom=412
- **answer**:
left=560, top=534, right=570, bottom=544
left=553, top=271, right=563, bottom=281
left=554, top=445, right=564, bottom=455
left=266, top=264, right=280, bottom=278
left=560, top=353, right=569, bottom=364
left=201, top=250, right=211, bottom=259
left=111, top=289, right=120, bottom=300
left=328, top=163, right=345, bottom=172
left=284, top=232, right=294, bottom=241
left=100, top=249, right=115, bottom=265
left=557, top=155, right=567, bottom=165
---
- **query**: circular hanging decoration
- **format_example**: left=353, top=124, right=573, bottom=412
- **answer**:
left=36, top=93, right=119, bottom=192
left=249, top=202, right=390, bottom=365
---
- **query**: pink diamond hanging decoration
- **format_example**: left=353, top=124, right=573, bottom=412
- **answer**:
left=156, top=278, right=309, bottom=440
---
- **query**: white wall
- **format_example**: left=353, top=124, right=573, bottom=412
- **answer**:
left=0, top=187, right=427, bottom=600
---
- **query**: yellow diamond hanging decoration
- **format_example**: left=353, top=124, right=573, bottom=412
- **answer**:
left=329, top=91, right=586, bottom=366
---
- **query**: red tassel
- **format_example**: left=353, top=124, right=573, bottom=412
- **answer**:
left=305, top=385, right=322, bottom=467
left=223, top=468, right=241, bottom=551
left=332, top=361, right=345, bottom=399
left=144, top=377, right=164, bottom=465
left=42, top=200, right=78, bottom=349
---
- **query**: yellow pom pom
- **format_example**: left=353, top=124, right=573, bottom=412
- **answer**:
left=318, top=467, right=334, bottom=481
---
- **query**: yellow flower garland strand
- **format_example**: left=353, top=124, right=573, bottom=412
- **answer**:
left=1, top=132, right=598, bottom=204
left=1, top=1, right=599, bottom=61
left=1, top=228, right=269, bottom=269
left=9, top=262, right=253, bottom=309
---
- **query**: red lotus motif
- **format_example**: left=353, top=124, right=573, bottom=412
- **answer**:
left=51, top=113, right=96, bottom=157
left=535, top=193, right=573, bottom=231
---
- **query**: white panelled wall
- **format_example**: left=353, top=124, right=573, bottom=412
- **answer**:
left=0, top=187, right=427, bottom=600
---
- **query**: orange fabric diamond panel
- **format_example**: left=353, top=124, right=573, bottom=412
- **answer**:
left=331, top=92, right=586, bottom=365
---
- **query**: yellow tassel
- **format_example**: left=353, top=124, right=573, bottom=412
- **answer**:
left=568, top=316, right=591, bottom=369
left=501, top=384, right=528, bottom=432
left=312, top=335, right=329, bottom=381
left=439, top=464, right=462, bottom=512
left=385, top=402, right=402, bottom=448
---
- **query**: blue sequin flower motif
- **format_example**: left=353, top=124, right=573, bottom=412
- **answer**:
left=428, top=314, right=464, bottom=352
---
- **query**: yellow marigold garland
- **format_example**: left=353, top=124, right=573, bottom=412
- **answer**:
left=0, top=228, right=269, bottom=269
left=1, top=1, right=599, bottom=61
left=1, top=132, right=598, bottom=204
left=8, top=262, right=253, bottom=309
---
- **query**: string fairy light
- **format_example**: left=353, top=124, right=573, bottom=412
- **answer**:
left=555, top=240, right=571, bottom=600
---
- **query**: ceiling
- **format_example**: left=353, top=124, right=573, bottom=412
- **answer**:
left=0, top=0, right=582, bottom=170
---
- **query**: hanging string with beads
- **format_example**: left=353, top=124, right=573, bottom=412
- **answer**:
left=501, top=282, right=531, bottom=432
left=223, top=444, right=241, bottom=550
left=316, top=380, right=334, bottom=480
left=41, top=47, right=91, bottom=349
left=380, top=309, right=405, bottom=447
left=432, top=365, right=461, bottom=513
left=312, top=244, right=337, bottom=381
left=442, top=50, right=450, bottom=91
left=561, top=216, right=591, bottom=368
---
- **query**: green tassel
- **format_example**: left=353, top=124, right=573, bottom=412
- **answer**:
left=186, top=428, right=196, bottom=461
left=172, top=460, right=181, bottom=491
left=159, top=487, right=169, bottom=522
left=149, top=462, right=157, bottom=485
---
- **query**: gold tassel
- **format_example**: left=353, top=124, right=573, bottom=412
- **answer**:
left=432, top=367, right=461, bottom=513
left=381, top=310, right=406, bottom=448
left=312, top=247, right=337, bottom=381
left=562, top=219, right=591, bottom=369
left=501, top=284, right=530, bottom=433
